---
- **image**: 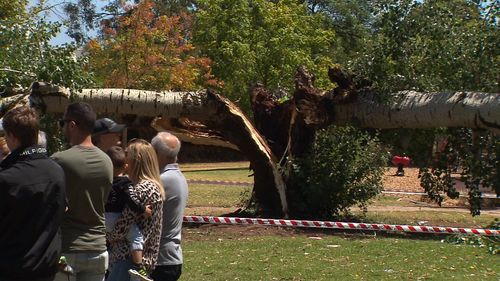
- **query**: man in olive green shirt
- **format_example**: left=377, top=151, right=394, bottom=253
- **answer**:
left=52, top=102, right=113, bottom=281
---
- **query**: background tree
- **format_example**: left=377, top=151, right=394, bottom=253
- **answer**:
left=193, top=0, right=336, bottom=111
left=0, top=1, right=91, bottom=93
left=336, top=0, right=500, bottom=215
left=350, top=0, right=499, bottom=93
left=304, top=0, right=373, bottom=67
left=86, top=0, right=217, bottom=91
left=63, top=0, right=196, bottom=44
left=0, top=0, right=28, bottom=19
left=0, top=0, right=92, bottom=154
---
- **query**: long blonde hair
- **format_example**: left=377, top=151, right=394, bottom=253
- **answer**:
left=126, top=139, right=165, bottom=199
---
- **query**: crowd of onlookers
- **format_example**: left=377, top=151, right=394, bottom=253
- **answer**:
left=0, top=102, right=188, bottom=281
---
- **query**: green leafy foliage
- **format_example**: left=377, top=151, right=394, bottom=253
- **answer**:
left=336, top=0, right=499, bottom=216
left=193, top=0, right=335, bottom=111
left=419, top=129, right=499, bottom=216
left=350, top=0, right=500, bottom=93
left=0, top=9, right=92, bottom=91
left=0, top=2, right=92, bottom=152
left=305, top=0, right=373, bottom=66
left=288, top=126, right=387, bottom=219
left=443, top=219, right=500, bottom=255
left=0, top=0, right=28, bottom=19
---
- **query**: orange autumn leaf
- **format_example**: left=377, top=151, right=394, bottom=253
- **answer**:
left=86, top=0, right=218, bottom=91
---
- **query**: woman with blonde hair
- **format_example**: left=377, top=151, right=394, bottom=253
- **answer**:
left=107, top=139, right=164, bottom=281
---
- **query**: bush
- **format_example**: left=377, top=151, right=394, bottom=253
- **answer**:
left=288, top=126, right=387, bottom=219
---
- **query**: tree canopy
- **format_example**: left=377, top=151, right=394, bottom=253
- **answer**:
left=0, top=1, right=91, bottom=92
left=193, top=0, right=336, bottom=110
left=85, top=0, right=217, bottom=91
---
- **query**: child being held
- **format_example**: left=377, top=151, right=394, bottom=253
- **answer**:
left=105, top=146, right=152, bottom=281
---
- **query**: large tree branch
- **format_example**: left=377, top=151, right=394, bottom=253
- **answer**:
left=28, top=83, right=288, bottom=216
left=332, top=91, right=500, bottom=134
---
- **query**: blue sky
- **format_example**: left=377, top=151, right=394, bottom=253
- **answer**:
left=30, top=0, right=105, bottom=45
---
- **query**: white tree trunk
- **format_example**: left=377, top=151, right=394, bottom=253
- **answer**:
left=31, top=88, right=500, bottom=134
left=333, top=91, right=500, bottom=134
left=33, top=87, right=211, bottom=119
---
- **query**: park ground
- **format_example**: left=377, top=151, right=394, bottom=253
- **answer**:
left=178, top=162, right=499, bottom=280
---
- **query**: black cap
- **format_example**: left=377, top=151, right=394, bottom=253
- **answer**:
left=93, top=118, right=126, bottom=135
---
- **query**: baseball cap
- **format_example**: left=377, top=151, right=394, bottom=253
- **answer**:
left=93, top=118, right=126, bottom=135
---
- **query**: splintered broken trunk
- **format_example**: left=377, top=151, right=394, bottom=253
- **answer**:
left=251, top=67, right=500, bottom=160
left=249, top=67, right=499, bottom=216
left=27, top=83, right=288, bottom=216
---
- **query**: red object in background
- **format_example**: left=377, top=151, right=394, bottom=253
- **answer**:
left=392, top=155, right=411, bottom=167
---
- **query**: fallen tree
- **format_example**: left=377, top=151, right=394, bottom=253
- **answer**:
left=1, top=67, right=498, bottom=217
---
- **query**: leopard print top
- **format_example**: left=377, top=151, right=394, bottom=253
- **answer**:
left=108, top=179, right=163, bottom=272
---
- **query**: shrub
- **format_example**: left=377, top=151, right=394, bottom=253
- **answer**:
left=287, top=126, right=387, bottom=219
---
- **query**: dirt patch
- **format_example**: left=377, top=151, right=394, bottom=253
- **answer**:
left=182, top=223, right=393, bottom=241
left=382, top=167, right=423, bottom=192
left=183, top=224, right=300, bottom=241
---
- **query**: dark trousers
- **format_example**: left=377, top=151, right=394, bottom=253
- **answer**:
left=151, top=264, right=182, bottom=281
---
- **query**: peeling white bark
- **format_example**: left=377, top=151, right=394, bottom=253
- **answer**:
left=31, top=87, right=211, bottom=120
left=2, top=84, right=497, bottom=217
left=334, top=91, right=500, bottom=134
left=28, top=86, right=499, bottom=134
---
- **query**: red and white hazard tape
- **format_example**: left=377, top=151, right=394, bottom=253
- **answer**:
left=183, top=216, right=500, bottom=237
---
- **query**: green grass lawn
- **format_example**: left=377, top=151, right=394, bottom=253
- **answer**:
left=188, top=184, right=251, bottom=208
left=180, top=165, right=499, bottom=280
left=183, top=169, right=254, bottom=183
left=181, top=234, right=499, bottom=280
left=181, top=162, right=250, bottom=171
left=186, top=183, right=497, bottom=228
left=356, top=210, right=498, bottom=228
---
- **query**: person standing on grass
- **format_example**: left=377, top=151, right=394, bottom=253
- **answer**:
left=104, top=145, right=152, bottom=281
left=151, top=132, right=189, bottom=281
left=0, top=106, right=66, bottom=281
left=107, top=139, right=163, bottom=281
left=52, top=102, right=113, bottom=281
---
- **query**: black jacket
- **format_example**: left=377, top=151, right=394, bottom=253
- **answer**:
left=0, top=146, right=66, bottom=280
left=105, top=176, right=145, bottom=214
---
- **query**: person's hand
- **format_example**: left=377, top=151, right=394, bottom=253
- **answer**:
left=144, top=205, right=152, bottom=218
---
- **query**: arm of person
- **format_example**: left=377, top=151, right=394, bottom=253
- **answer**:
left=126, top=184, right=152, bottom=218
left=126, top=184, right=145, bottom=214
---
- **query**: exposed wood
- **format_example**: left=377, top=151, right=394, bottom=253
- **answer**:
left=250, top=67, right=499, bottom=216
left=151, top=117, right=239, bottom=150
left=27, top=83, right=288, bottom=216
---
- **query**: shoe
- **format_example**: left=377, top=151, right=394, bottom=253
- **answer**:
left=128, top=267, right=153, bottom=281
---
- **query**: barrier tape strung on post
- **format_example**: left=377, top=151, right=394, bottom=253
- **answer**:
left=183, top=216, right=500, bottom=237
